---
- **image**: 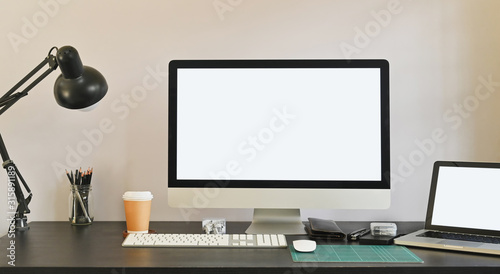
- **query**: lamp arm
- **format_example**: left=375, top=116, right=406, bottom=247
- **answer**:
left=0, top=48, right=58, bottom=230
left=0, top=54, right=58, bottom=115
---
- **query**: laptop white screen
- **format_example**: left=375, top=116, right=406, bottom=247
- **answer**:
left=431, top=166, right=500, bottom=231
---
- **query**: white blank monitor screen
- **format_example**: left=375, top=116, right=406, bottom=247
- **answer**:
left=168, top=59, right=390, bottom=207
left=178, top=68, right=380, bottom=181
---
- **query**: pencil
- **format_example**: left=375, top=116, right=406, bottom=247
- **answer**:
left=66, top=170, right=75, bottom=185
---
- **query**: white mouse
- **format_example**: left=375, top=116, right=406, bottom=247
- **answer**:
left=293, top=240, right=316, bottom=252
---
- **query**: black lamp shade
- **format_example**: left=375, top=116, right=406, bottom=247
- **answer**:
left=53, top=46, right=107, bottom=109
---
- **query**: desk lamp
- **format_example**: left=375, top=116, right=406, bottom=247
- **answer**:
left=0, top=46, right=108, bottom=231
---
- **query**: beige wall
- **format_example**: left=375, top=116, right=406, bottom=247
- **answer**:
left=1, top=0, right=500, bottom=236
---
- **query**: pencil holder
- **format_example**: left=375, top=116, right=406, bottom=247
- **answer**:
left=69, top=184, right=94, bottom=225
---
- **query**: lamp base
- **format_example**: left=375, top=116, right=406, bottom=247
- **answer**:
left=16, top=216, right=29, bottom=231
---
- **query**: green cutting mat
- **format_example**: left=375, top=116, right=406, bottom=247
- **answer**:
left=290, top=245, right=423, bottom=263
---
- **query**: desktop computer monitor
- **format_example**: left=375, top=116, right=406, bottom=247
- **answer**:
left=168, top=59, right=390, bottom=235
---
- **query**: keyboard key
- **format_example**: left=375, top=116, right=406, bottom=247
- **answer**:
left=271, top=235, right=278, bottom=246
left=278, top=234, right=287, bottom=246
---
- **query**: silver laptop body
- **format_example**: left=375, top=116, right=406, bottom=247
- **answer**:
left=394, top=161, right=500, bottom=255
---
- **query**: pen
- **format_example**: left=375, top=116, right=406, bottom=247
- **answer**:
left=347, top=228, right=370, bottom=241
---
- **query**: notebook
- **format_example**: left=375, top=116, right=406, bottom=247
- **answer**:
left=394, top=161, right=500, bottom=255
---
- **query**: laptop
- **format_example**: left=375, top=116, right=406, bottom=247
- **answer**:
left=394, top=161, right=500, bottom=255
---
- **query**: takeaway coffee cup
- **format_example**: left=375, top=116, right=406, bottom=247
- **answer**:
left=123, top=191, right=153, bottom=233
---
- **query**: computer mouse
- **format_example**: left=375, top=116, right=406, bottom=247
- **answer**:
left=293, top=240, right=316, bottom=252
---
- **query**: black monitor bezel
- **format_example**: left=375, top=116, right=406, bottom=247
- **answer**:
left=168, top=59, right=390, bottom=189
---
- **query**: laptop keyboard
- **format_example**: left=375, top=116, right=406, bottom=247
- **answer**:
left=417, top=231, right=500, bottom=244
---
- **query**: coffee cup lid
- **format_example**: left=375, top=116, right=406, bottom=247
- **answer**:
left=123, top=191, right=153, bottom=201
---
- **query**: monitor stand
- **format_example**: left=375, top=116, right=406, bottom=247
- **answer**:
left=245, top=208, right=306, bottom=235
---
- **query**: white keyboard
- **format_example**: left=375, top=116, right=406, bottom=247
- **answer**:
left=122, top=233, right=288, bottom=248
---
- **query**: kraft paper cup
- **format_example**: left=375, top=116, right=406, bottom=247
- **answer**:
left=123, top=191, right=153, bottom=233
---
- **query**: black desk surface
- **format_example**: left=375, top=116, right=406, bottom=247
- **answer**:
left=1, top=221, right=500, bottom=273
